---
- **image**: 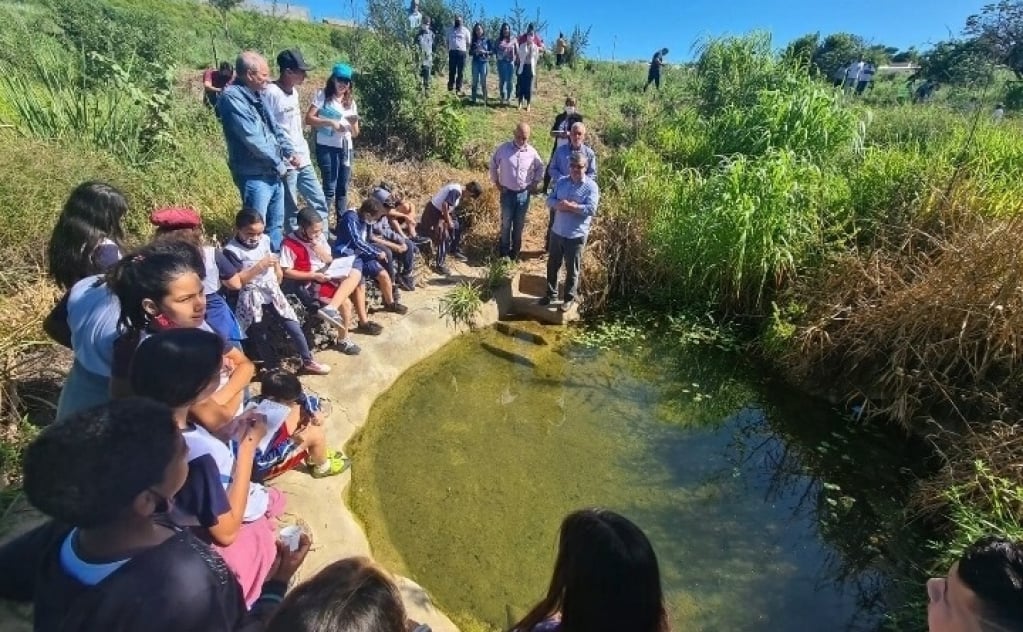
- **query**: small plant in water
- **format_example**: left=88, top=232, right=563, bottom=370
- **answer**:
left=439, top=282, right=483, bottom=330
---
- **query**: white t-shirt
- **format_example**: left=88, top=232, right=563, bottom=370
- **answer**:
left=280, top=232, right=330, bottom=270
left=431, top=183, right=463, bottom=210
left=311, top=90, right=357, bottom=149
left=183, top=421, right=270, bottom=523
left=262, top=82, right=311, bottom=167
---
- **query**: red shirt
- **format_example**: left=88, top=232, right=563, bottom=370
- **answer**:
left=203, top=68, right=234, bottom=92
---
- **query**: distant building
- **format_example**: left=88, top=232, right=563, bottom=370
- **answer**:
left=321, top=17, right=357, bottom=28
left=877, top=62, right=920, bottom=75
left=239, top=1, right=310, bottom=21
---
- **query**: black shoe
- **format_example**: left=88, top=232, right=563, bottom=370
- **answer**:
left=355, top=321, right=383, bottom=336
left=435, top=264, right=452, bottom=276
left=452, top=251, right=468, bottom=262
left=538, top=296, right=553, bottom=306
left=385, top=302, right=409, bottom=315
left=397, top=275, right=416, bottom=292
left=413, top=236, right=431, bottom=247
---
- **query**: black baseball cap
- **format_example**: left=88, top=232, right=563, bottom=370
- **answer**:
left=277, top=49, right=312, bottom=72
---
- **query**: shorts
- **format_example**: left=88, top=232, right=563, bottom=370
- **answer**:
left=253, top=423, right=308, bottom=482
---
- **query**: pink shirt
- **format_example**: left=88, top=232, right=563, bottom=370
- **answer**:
left=489, top=141, right=545, bottom=192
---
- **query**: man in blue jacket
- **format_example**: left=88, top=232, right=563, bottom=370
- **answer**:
left=217, top=51, right=299, bottom=251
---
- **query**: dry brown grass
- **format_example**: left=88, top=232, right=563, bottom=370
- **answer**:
left=785, top=204, right=1023, bottom=432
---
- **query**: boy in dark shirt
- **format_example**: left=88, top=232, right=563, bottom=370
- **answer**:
left=0, top=398, right=310, bottom=631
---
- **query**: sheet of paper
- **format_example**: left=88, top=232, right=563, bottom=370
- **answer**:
left=240, top=399, right=293, bottom=453
left=322, top=255, right=355, bottom=279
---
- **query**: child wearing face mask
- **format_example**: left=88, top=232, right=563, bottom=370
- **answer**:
left=543, top=97, right=584, bottom=194
left=106, top=239, right=257, bottom=433
left=224, top=208, right=332, bottom=376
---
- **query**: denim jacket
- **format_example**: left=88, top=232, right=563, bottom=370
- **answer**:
left=216, top=84, right=295, bottom=179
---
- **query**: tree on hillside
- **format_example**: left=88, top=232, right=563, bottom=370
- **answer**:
left=783, top=32, right=820, bottom=67
left=812, top=33, right=867, bottom=78
left=565, top=25, right=591, bottom=67
left=965, top=0, right=1023, bottom=78
left=210, top=0, right=244, bottom=35
left=917, top=39, right=995, bottom=86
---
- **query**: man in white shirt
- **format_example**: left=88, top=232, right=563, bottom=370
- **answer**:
left=263, top=49, right=330, bottom=233
left=447, top=15, right=471, bottom=93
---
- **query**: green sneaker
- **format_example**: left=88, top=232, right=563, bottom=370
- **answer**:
left=309, top=450, right=351, bottom=479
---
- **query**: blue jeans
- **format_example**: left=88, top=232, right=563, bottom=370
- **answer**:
left=283, top=163, right=329, bottom=232
left=471, top=58, right=488, bottom=102
left=314, top=144, right=351, bottom=218
left=234, top=174, right=286, bottom=251
left=497, top=60, right=514, bottom=101
left=499, top=189, right=530, bottom=259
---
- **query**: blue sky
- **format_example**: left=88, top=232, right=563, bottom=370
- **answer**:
left=303, top=0, right=985, bottom=61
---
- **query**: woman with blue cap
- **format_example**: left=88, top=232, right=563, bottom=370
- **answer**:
left=305, top=63, right=360, bottom=225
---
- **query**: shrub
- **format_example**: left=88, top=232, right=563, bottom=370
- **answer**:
left=649, top=150, right=847, bottom=310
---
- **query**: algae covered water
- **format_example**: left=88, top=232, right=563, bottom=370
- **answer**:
left=348, top=325, right=917, bottom=631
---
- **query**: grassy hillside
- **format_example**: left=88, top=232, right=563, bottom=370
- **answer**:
left=2, top=1, right=1023, bottom=628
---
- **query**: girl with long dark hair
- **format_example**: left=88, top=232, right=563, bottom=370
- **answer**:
left=496, top=23, right=517, bottom=105
left=46, top=181, right=128, bottom=290
left=106, top=238, right=256, bottom=430
left=511, top=508, right=670, bottom=632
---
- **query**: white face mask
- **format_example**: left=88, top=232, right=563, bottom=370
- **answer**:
left=564, top=106, right=576, bottom=115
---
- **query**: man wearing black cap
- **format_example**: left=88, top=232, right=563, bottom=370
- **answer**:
left=263, top=48, right=330, bottom=236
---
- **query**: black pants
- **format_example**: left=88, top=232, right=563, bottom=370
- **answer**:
left=556, top=53, right=565, bottom=66
left=447, top=50, right=466, bottom=92
left=644, top=68, right=660, bottom=91
left=516, top=65, right=534, bottom=103
left=421, top=64, right=431, bottom=91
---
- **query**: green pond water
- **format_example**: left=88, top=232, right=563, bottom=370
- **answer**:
left=348, top=325, right=919, bottom=631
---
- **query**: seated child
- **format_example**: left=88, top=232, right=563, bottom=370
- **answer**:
left=267, top=557, right=431, bottom=632
left=149, top=206, right=246, bottom=349
left=369, top=187, right=418, bottom=292
left=377, top=181, right=429, bottom=244
left=253, top=369, right=350, bottom=481
left=280, top=207, right=377, bottom=352
left=223, top=208, right=331, bottom=375
left=130, top=328, right=285, bottom=607
left=332, top=198, right=409, bottom=316
left=0, top=398, right=310, bottom=630
left=419, top=181, right=483, bottom=275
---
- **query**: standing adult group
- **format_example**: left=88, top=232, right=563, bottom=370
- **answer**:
left=435, top=17, right=545, bottom=109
